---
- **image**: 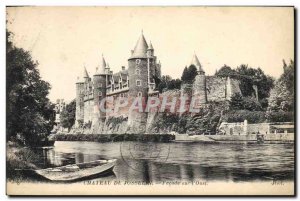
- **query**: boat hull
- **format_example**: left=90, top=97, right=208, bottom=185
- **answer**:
left=35, top=159, right=117, bottom=182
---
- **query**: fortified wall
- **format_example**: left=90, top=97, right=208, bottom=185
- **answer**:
left=73, top=32, right=246, bottom=135
left=206, top=76, right=241, bottom=102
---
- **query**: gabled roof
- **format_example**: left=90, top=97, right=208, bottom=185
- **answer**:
left=131, top=32, right=148, bottom=58
left=191, top=54, right=204, bottom=73
left=111, top=69, right=128, bottom=84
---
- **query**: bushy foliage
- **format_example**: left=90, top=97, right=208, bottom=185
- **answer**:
left=266, top=111, right=294, bottom=122
left=223, top=110, right=266, bottom=124
left=230, top=93, right=262, bottom=111
left=6, top=30, right=55, bottom=145
left=157, top=75, right=182, bottom=92
left=236, top=65, right=274, bottom=100
left=268, top=60, right=294, bottom=112
left=60, top=100, right=76, bottom=131
left=215, top=65, right=237, bottom=78
left=181, top=65, right=198, bottom=84
left=215, top=64, right=274, bottom=103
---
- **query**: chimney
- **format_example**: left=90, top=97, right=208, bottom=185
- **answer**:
left=122, top=66, right=125, bottom=71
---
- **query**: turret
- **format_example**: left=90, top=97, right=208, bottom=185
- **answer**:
left=147, top=41, right=154, bottom=57
left=128, top=31, right=149, bottom=98
left=192, top=54, right=207, bottom=105
left=191, top=53, right=205, bottom=75
left=75, top=68, right=86, bottom=127
left=93, top=54, right=107, bottom=123
left=127, top=31, right=150, bottom=133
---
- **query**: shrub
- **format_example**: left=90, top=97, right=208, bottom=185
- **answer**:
left=230, top=93, right=262, bottom=111
left=266, top=111, right=294, bottom=122
left=223, top=110, right=266, bottom=123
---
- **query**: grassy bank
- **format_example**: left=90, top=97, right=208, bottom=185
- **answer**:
left=54, top=134, right=175, bottom=143
left=7, top=142, right=39, bottom=182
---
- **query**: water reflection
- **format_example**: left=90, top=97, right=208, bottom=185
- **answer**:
left=33, top=141, right=294, bottom=183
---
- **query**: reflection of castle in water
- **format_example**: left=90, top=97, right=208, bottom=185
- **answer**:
left=41, top=142, right=294, bottom=182
left=43, top=149, right=231, bottom=182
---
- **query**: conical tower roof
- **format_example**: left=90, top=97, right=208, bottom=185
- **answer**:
left=83, top=66, right=89, bottom=78
left=131, top=31, right=148, bottom=58
left=191, top=54, right=204, bottom=73
left=95, top=54, right=106, bottom=75
left=148, top=41, right=154, bottom=50
left=76, top=66, right=87, bottom=83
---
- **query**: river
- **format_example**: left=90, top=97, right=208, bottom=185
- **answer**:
left=32, top=141, right=294, bottom=183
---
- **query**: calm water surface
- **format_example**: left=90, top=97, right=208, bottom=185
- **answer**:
left=33, top=141, right=294, bottom=183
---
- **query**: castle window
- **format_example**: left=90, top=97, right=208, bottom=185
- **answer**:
left=137, top=92, right=142, bottom=97
left=136, top=80, right=142, bottom=86
left=136, top=59, right=141, bottom=65
left=136, top=69, right=140, bottom=75
left=98, top=91, right=102, bottom=96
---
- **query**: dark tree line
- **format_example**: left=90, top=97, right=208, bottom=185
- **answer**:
left=7, top=30, right=55, bottom=145
left=157, top=64, right=198, bottom=92
left=216, top=64, right=274, bottom=109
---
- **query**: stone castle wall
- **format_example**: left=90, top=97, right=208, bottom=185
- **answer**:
left=206, top=76, right=241, bottom=102
left=77, top=74, right=243, bottom=134
left=206, top=76, right=227, bottom=101
left=83, top=99, right=93, bottom=124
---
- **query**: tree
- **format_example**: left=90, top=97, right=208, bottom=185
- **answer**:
left=229, top=93, right=244, bottom=110
left=60, top=100, right=76, bottom=131
left=157, top=75, right=181, bottom=92
left=181, top=65, right=198, bottom=84
left=268, top=60, right=294, bottom=112
left=236, top=64, right=274, bottom=101
left=279, top=60, right=294, bottom=98
left=7, top=30, right=54, bottom=145
left=215, top=65, right=236, bottom=78
left=229, top=93, right=262, bottom=111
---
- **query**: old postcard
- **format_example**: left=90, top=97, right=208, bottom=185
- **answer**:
left=6, top=6, right=295, bottom=196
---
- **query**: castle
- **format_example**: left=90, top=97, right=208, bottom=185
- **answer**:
left=75, top=32, right=241, bottom=133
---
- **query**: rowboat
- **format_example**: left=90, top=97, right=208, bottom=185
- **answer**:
left=35, top=159, right=117, bottom=182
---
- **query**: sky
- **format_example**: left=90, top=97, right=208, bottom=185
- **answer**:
left=7, top=7, right=294, bottom=103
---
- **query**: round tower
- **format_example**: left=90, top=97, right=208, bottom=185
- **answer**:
left=127, top=31, right=150, bottom=133
left=93, top=55, right=107, bottom=124
left=192, top=54, right=207, bottom=105
left=75, top=70, right=85, bottom=128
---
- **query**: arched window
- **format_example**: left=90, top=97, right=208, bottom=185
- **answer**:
left=137, top=92, right=142, bottom=97
left=136, top=69, right=140, bottom=75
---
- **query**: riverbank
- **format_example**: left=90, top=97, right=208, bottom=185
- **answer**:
left=53, top=133, right=175, bottom=142
left=175, top=133, right=294, bottom=143
left=7, top=142, right=38, bottom=182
